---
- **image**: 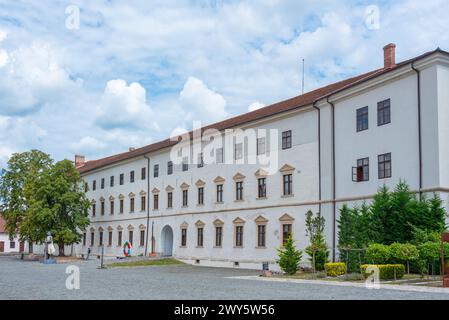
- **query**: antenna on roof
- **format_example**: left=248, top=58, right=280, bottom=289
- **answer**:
left=301, top=58, right=305, bottom=94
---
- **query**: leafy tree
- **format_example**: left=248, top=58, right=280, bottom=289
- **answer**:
left=364, top=243, right=391, bottom=264
left=21, top=160, right=90, bottom=256
left=277, top=235, right=302, bottom=275
left=369, top=185, right=391, bottom=244
left=305, top=210, right=329, bottom=271
left=0, top=150, right=53, bottom=253
left=389, top=243, right=419, bottom=273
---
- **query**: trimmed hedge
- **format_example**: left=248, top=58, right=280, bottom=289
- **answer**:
left=361, top=264, right=405, bottom=280
left=324, top=262, right=346, bottom=277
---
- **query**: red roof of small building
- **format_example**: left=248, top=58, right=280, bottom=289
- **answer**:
left=0, top=216, right=6, bottom=233
left=77, top=48, right=447, bottom=174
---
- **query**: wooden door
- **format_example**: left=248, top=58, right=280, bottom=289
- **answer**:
left=0, top=241, right=4, bottom=252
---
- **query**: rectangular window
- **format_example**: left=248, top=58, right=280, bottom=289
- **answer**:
left=352, top=158, right=369, bottom=182
left=182, top=158, right=189, bottom=172
left=83, top=233, right=86, bottom=246
left=141, top=196, right=146, bottom=211
left=119, top=199, right=124, bottom=214
left=167, top=192, right=173, bottom=208
left=118, top=231, right=122, bottom=246
left=110, top=201, right=114, bottom=215
left=197, top=228, right=204, bottom=247
left=197, top=153, right=204, bottom=168
left=119, top=173, right=124, bottom=185
left=282, top=224, right=292, bottom=245
left=181, top=228, right=187, bottom=247
left=377, top=99, right=391, bottom=126
left=182, top=190, right=188, bottom=207
left=110, top=176, right=114, bottom=187
left=154, top=164, right=159, bottom=178
left=99, top=231, right=103, bottom=246
left=92, top=180, right=96, bottom=191
left=378, top=153, right=392, bottom=179
left=258, top=178, right=266, bottom=198
left=128, top=230, right=133, bottom=246
left=215, top=226, right=222, bottom=247
left=101, top=201, right=105, bottom=216
left=258, top=225, right=266, bottom=247
left=92, top=203, right=96, bottom=217
left=167, top=161, right=173, bottom=175
left=236, top=181, right=243, bottom=201
left=101, top=178, right=105, bottom=189
left=234, top=143, right=243, bottom=160
left=90, top=232, right=94, bottom=246
left=84, top=182, right=88, bottom=193
left=356, top=106, right=369, bottom=132
left=130, top=171, right=135, bottom=183
left=130, top=198, right=135, bottom=212
left=216, top=148, right=224, bottom=164
left=283, top=174, right=293, bottom=196
left=141, top=167, right=146, bottom=180
left=153, top=194, right=159, bottom=210
left=216, top=184, right=223, bottom=203
left=198, top=187, right=204, bottom=205
left=140, top=230, right=145, bottom=246
left=235, top=226, right=244, bottom=247
left=257, top=137, right=266, bottom=155
left=10, top=241, right=15, bottom=249
left=282, top=130, right=292, bottom=150
left=108, top=231, right=112, bottom=246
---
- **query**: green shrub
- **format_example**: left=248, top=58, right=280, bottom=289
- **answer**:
left=389, top=243, right=419, bottom=263
left=361, top=264, right=405, bottom=280
left=277, top=236, right=302, bottom=275
left=325, top=262, right=346, bottom=277
left=364, top=244, right=391, bottom=264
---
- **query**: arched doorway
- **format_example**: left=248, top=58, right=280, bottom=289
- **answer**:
left=161, top=225, right=173, bottom=257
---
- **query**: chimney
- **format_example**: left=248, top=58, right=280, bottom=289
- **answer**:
left=75, top=155, right=85, bottom=168
left=129, top=147, right=135, bottom=152
left=383, top=43, right=396, bottom=69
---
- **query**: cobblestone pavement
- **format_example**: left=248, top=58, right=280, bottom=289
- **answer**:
left=1, top=256, right=448, bottom=300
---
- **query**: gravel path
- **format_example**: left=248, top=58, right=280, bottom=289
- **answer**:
left=1, top=256, right=448, bottom=300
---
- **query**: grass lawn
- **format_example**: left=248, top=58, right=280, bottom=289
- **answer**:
left=107, top=258, right=185, bottom=268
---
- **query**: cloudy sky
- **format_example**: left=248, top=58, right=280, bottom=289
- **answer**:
left=0, top=0, right=448, bottom=167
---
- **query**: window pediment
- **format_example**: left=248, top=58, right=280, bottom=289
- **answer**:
left=99, top=196, right=105, bottom=202
left=98, top=227, right=104, bottom=232
left=279, top=164, right=295, bottom=174
left=180, top=221, right=189, bottom=229
left=127, top=224, right=134, bottom=231
left=233, top=172, right=246, bottom=181
left=107, top=226, right=113, bottom=232
left=214, top=176, right=226, bottom=184
left=195, top=220, right=205, bottom=227
left=180, top=182, right=190, bottom=190
left=152, top=187, right=160, bottom=194
left=254, top=169, right=268, bottom=177
left=279, top=213, right=294, bottom=222
left=195, top=179, right=206, bottom=187
left=109, top=196, right=115, bottom=201
left=255, top=215, right=269, bottom=223
left=140, top=190, right=147, bottom=196
left=90, top=227, right=95, bottom=232
left=165, top=185, right=174, bottom=192
left=128, top=192, right=135, bottom=198
left=118, top=194, right=125, bottom=200
left=233, top=217, right=246, bottom=225
left=213, top=219, right=224, bottom=226
left=139, top=224, right=146, bottom=230
left=117, top=225, right=123, bottom=231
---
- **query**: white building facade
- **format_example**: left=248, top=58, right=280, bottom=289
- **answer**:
left=75, top=45, right=449, bottom=270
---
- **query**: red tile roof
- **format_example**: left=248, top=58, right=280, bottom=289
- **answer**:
left=78, top=48, right=447, bottom=174
left=0, top=215, right=6, bottom=233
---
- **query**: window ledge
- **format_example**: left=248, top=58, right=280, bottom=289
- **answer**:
left=195, top=246, right=204, bottom=249
left=215, top=202, right=224, bottom=205
left=281, top=194, right=294, bottom=198
left=197, top=204, right=205, bottom=207
left=179, top=246, right=187, bottom=249
left=234, top=200, right=244, bottom=203
left=213, top=246, right=222, bottom=249
left=181, top=206, right=189, bottom=209
left=233, top=246, right=244, bottom=249
left=256, top=246, right=267, bottom=249
left=256, top=197, right=267, bottom=200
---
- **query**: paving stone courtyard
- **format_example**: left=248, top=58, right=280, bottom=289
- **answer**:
left=1, top=256, right=449, bottom=300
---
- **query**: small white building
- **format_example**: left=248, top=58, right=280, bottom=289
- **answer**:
left=0, top=216, right=24, bottom=253
left=75, top=44, right=449, bottom=270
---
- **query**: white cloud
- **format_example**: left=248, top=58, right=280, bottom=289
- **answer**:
left=96, top=79, right=158, bottom=131
left=0, top=42, right=82, bottom=115
left=70, top=136, right=107, bottom=154
left=248, top=102, right=266, bottom=112
left=179, top=77, right=227, bottom=124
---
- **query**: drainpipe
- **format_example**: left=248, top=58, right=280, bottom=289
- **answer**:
left=144, top=155, right=151, bottom=256
left=326, top=96, right=336, bottom=262
left=312, top=101, right=322, bottom=213
left=411, top=62, right=423, bottom=199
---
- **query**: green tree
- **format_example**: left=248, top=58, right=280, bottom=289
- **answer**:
left=305, top=210, right=329, bottom=271
left=277, top=235, right=302, bottom=275
left=369, top=185, right=391, bottom=244
left=389, top=243, right=419, bottom=273
left=0, top=150, right=53, bottom=253
left=21, top=160, right=90, bottom=256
